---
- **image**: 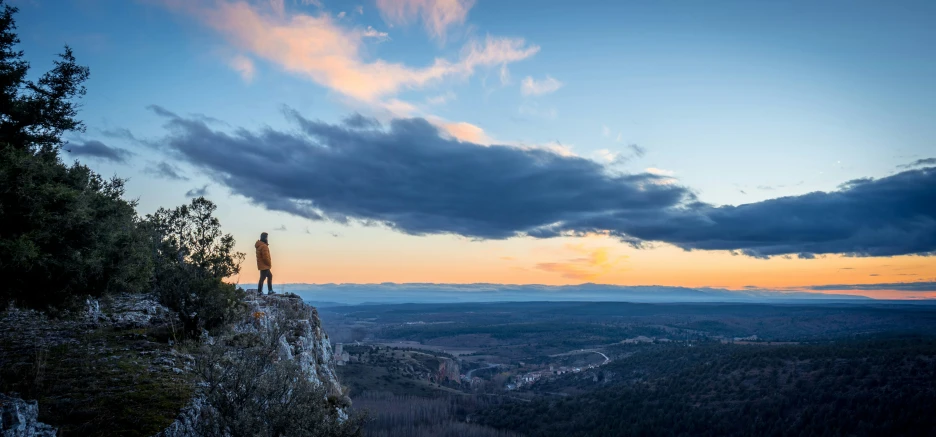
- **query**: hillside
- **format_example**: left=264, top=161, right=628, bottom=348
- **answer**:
left=476, top=337, right=936, bottom=436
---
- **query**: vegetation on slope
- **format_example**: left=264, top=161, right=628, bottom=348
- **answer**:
left=477, top=336, right=936, bottom=437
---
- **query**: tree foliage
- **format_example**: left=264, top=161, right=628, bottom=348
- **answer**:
left=0, top=2, right=89, bottom=153
left=147, top=196, right=246, bottom=334
left=0, top=0, right=149, bottom=310
left=478, top=337, right=936, bottom=437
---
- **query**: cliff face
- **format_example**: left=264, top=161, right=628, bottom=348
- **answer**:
left=240, top=291, right=344, bottom=395
left=159, top=291, right=348, bottom=436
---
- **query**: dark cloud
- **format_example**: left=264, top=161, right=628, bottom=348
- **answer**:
left=556, top=166, right=935, bottom=258
left=151, top=106, right=692, bottom=237
left=185, top=185, right=209, bottom=197
left=99, top=126, right=160, bottom=149
left=808, top=282, right=936, bottom=292
left=65, top=140, right=133, bottom=163
left=341, top=112, right=381, bottom=129
left=145, top=161, right=188, bottom=181
left=150, top=108, right=936, bottom=258
left=898, top=158, right=936, bottom=169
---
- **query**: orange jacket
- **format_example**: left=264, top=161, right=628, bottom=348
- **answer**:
left=255, top=240, right=272, bottom=270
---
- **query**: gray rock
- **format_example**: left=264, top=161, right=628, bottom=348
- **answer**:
left=0, top=394, right=57, bottom=437
left=152, top=396, right=204, bottom=437
left=154, top=293, right=348, bottom=436
left=102, top=294, right=172, bottom=329
left=85, top=297, right=104, bottom=324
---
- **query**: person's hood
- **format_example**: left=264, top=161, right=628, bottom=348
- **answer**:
left=255, top=240, right=267, bottom=248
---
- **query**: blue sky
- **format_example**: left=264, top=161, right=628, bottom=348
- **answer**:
left=11, top=0, right=936, bottom=293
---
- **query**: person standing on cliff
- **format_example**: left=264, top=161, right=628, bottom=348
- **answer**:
left=256, top=232, right=274, bottom=295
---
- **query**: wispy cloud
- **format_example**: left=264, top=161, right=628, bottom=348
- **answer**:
left=274, top=224, right=288, bottom=231
left=159, top=0, right=538, bottom=102
left=591, top=143, right=647, bottom=165
left=645, top=167, right=674, bottom=176
left=426, top=90, right=456, bottom=105
left=375, top=0, right=475, bottom=41
left=268, top=0, right=285, bottom=16
left=521, top=75, right=563, bottom=96
left=144, top=161, right=188, bottom=181
left=100, top=127, right=138, bottom=141
left=362, top=25, right=389, bottom=41
left=517, top=101, right=557, bottom=120
left=229, top=54, right=255, bottom=82
left=65, top=140, right=134, bottom=163
left=898, top=157, right=936, bottom=168
left=808, top=282, right=936, bottom=292
left=499, top=63, right=510, bottom=85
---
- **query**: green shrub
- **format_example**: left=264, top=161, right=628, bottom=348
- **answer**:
left=147, top=197, right=246, bottom=335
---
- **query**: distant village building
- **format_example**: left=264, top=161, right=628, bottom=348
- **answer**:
left=333, top=343, right=350, bottom=365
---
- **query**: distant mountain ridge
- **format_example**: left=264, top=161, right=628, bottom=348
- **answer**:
left=238, top=283, right=878, bottom=305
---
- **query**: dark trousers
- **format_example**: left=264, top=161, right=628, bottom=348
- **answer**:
left=258, top=269, right=272, bottom=293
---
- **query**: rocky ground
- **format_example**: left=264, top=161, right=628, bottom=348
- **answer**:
left=1, top=291, right=349, bottom=437
left=0, top=294, right=194, bottom=436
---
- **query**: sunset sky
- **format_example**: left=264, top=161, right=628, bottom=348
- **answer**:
left=13, top=0, right=935, bottom=298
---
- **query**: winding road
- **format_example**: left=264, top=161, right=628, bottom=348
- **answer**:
left=549, top=349, right=611, bottom=365
left=466, top=363, right=507, bottom=378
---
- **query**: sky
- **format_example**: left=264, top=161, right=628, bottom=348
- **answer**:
left=11, top=0, right=936, bottom=298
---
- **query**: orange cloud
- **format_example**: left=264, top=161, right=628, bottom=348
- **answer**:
left=376, top=0, right=475, bottom=41
left=439, top=120, right=489, bottom=143
left=536, top=245, right=629, bottom=280
left=160, top=0, right=537, bottom=102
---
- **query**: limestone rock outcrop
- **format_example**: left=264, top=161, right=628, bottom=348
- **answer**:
left=156, top=291, right=347, bottom=436
left=0, top=394, right=56, bottom=437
